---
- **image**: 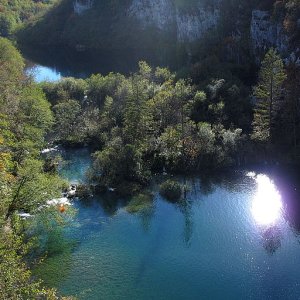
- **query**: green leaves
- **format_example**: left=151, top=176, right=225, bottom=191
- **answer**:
left=7, top=159, right=64, bottom=217
left=53, top=99, right=84, bottom=144
left=252, top=49, right=287, bottom=143
left=0, top=39, right=69, bottom=298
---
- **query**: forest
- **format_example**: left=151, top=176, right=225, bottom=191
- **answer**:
left=0, top=0, right=300, bottom=299
left=1, top=36, right=299, bottom=297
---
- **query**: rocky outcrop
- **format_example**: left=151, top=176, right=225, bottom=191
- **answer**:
left=64, top=0, right=292, bottom=60
left=128, top=0, right=174, bottom=30
left=250, top=10, right=288, bottom=57
left=73, top=0, right=93, bottom=15
left=128, top=0, right=220, bottom=42
left=176, top=3, right=220, bottom=42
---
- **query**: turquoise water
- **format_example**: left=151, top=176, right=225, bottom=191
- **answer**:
left=42, top=149, right=300, bottom=299
left=59, top=148, right=92, bottom=184
left=25, top=63, right=61, bottom=82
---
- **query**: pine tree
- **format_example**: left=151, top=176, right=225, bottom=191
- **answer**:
left=252, top=49, right=287, bottom=143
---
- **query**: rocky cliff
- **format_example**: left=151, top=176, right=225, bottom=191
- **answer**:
left=23, top=0, right=299, bottom=63
left=128, top=0, right=174, bottom=31
left=250, top=10, right=288, bottom=56
left=127, top=0, right=220, bottom=42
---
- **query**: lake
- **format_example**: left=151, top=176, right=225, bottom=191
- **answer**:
left=36, top=148, right=300, bottom=300
left=22, top=45, right=178, bottom=82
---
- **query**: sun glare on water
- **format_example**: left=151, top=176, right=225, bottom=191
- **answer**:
left=252, top=175, right=283, bottom=226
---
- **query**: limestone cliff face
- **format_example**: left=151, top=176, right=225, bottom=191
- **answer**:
left=176, top=3, right=220, bottom=42
left=128, top=0, right=220, bottom=42
left=73, top=0, right=93, bottom=15
left=250, top=10, right=288, bottom=56
left=128, top=0, right=174, bottom=30
left=69, top=0, right=294, bottom=61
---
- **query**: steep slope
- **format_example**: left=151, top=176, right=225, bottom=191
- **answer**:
left=18, top=0, right=300, bottom=65
left=19, top=0, right=222, bottom=49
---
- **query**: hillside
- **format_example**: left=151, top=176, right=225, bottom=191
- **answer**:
left=17, top=0, right=299, bottom=60
left=0, top=0, right=57, bottom=37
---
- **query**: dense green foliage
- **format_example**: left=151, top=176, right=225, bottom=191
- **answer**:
left=159, top=180, right=182, bottom=201
left=0, top=0, right=57, bottom=37
left=37, top=48, right=300, bottom=194
left=39, top=62, right=249, bottom=193
left=0, top=1, right=300, bottom=296
left=0, top=38, right=70, bottom=299
left=252, top=49, right=287, bottom=143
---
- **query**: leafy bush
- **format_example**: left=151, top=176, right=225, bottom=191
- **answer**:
left=160, top=180, right=182, bottom=201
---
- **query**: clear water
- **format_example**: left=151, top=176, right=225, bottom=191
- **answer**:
left=25, top=64, right=61, bottom=82
left=21, top=45, right=177, bottom=81
left=39, top=149, right=300, bottom=300
left=59, top=148, right=92, bottom=184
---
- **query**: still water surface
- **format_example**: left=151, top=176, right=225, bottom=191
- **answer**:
left=37, top=148, right=300, bottom=300
left=22, top=45, right=177, bottom=82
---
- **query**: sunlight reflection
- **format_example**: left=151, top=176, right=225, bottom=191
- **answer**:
left=252, top=175, right=283, bottom=226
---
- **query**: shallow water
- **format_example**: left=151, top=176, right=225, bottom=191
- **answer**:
left=39, top=149, right=300, bottom=300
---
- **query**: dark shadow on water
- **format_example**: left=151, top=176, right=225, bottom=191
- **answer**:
left=138, top=206, right=155, bottom=233
left=135, top=209, right=166, bottom=284
left=21, top=44, right=177, bottom=79
left=177, top=197, right=194, bottom=248
left=262, top=226, right=282, bottom=255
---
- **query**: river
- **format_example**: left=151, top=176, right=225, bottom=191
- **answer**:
left=35, top=147, right=300, bottom=300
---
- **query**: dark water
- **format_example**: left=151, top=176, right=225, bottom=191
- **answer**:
left=37, top=148, right=300, bottom=300
left=22, top=44, right=178, bottom=82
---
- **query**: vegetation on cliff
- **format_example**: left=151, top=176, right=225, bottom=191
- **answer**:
left=0, top=38, right=71, bottom=299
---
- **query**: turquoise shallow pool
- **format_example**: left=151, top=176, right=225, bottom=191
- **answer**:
left=39, top=149, right=300, bottom=300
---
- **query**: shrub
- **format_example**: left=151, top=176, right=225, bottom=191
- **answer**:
left=126, top=193, right=153, bottom=213
left=159, top=180, right=182, bottom=201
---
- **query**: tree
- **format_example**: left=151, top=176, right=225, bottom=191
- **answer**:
left=53, top=99, right=83, bottom=143
left=6, top=159, right=65, bottom=219
left=0, top=38, right=24, bottom=112
left=0, top=37, right=72, bottom=300
left=11, top=85, right=54, bottom=162
left=284, top=63, right=300, bottom=150
left=124, top=74, right=152, bottom=146
left=252, top=49, right=287, bottom=143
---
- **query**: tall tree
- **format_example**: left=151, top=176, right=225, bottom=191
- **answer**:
left=284, top=63, right=300, bottom=150
left=252, top=49, right=287, bottom=143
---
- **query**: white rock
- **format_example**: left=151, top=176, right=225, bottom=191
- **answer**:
left=41, top=146, right=58, bottom=154
left=17, top=212, right=32, bottom=219
left=46, top=197, right=72, bottom=207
